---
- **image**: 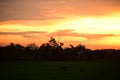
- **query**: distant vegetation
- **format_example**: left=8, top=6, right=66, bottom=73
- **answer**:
left=0, top=37, right=120, bottom=61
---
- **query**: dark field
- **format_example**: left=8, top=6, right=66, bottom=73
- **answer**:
left=0, top=61, right=120, bottom=80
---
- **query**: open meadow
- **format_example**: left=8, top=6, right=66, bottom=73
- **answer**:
left=0, top=61, right=120, bottom=80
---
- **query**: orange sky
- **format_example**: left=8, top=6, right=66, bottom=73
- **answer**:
left=0, top=0, right=120, bottom=49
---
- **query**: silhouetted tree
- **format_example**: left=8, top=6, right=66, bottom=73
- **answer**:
left=0, top=38, right=120, bottom=61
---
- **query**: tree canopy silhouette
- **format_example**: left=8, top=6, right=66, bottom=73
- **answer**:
left=0, top=37, right=120, bottom=61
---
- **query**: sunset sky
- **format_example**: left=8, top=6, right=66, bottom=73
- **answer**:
left=0, top=0, right=120, bottom=49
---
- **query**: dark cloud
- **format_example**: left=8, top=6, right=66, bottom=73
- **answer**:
left=0, top=0, right=120, bottom=21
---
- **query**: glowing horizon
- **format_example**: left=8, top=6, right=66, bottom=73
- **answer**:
left=0, top=0, right=120, bottom=49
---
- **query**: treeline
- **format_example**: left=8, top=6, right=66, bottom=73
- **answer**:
left=0, top=37, right=120, bottom=61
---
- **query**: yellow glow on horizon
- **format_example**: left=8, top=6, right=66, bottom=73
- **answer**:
left=57, top=16, right=120, bottom=34
left=0, top=14, right=120, bottom=49
left=0, top=15, right=120, bottom=34
left=94, top=36, right=120, bottom=45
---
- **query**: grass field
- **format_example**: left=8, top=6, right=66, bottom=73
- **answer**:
left=0, top=61, right=120, bottom=80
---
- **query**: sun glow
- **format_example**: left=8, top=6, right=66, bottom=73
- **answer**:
left=0, top=15, right=120, bottom=49
left=57, top=16, right=120, bottom=34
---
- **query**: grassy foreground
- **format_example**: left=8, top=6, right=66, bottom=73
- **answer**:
left=0, top=61, right=120, bottom=80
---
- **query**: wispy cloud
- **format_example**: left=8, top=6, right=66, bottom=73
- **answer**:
left=50, top=30, right=117, bottom=39
left=0, top=31, right=46, bottom=35
left=0, top=29, right=118, bottom=40
left=0, top=31, right=47, bottom=38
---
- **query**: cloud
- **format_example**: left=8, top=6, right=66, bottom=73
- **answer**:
left=0, top=0, right=120, bottom=21
left=0, top=31, right=47, bottom=38
left=0, top=0, right=66, bottom=21
left=64, top=0, right=120, bottom=16
left=108, top=0, right=120, bottom=7
left=0, top=31, right=46, bottom=35
left=0, top=29, right=118, bottom=39
left=50, top=30, right=117, bottom=39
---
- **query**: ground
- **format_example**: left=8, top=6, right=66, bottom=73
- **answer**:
left=0, top=61, right=120, bottom=80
